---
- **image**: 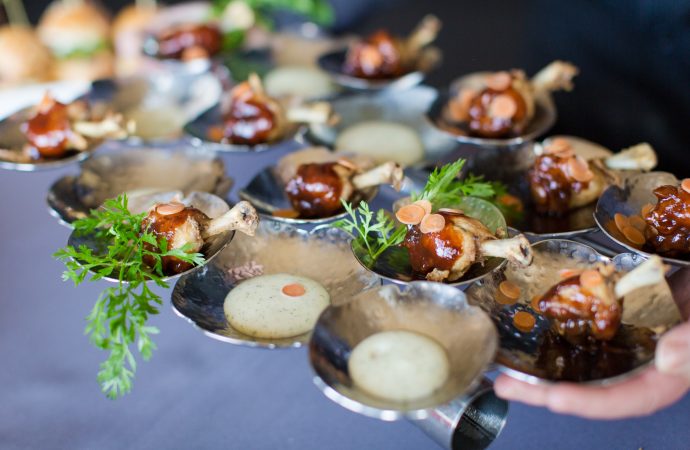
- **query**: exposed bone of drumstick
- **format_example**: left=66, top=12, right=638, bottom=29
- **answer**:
left=285, top=102, right=336, bottom=125
left=351, top=161, right=404, bottom=192
left=531, top=60, right=579, bottom=93
left=604, top=143, right=657, bottom=172
left=247, top=73, right=265, bottom=96
left=614, top=256, right=667, bottom=298
left=478, top=235, right=534, bottom=267
left=203, top=201, right=259, bottom=238
left=405, top=14, right=441, bottom=55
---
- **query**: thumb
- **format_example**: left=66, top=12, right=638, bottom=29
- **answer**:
left=656, top=321, right=690, bottom=381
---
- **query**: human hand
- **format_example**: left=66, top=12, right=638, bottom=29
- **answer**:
left=494, top=266, right=690, bottom=420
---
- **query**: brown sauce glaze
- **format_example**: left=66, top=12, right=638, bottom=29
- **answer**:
left=468, top=87, right=527, bottom=138
left=538, top=275, right=621, bottom=344
left=141, top=207, right=209, bottom=275
left=222, top=97, right=278, bottom=145
left=644, top=185, right=690, bottom=257
left=528, top=154, right=589, bottom=216
left=21, top=97, right=72, bottom=158
left=284, top=163, right=344, bottom=218
left=402, top=212, right=464, bottom=276
left=343, top=30, right=405, bottom=79
left=155, top=23, right=222, bottom=60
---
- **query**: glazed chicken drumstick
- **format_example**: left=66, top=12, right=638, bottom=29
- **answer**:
left=217, top=74, right=334, bottom=145
left=537, top=256, right=666, bottom=344
left=397, top=207, right=533, bottom=282
left=529, top=138, right=657, bottom=215
left=643, top=180, right=690, bottom=257
left=141, top=200, right=258, bottom=275
left=285, top=160, right=403, bottom=218
left=343, top=15, right=441, bottom=79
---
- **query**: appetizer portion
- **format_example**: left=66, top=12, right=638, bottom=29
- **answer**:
left=529, top=138, right=657, bottom=215
left=0, top=92, right=129, bottom=164
left=285, top=159, right=403, bottom=218
left=152, top=23, right=222, bottom=61
left=0, top=25, right=55, bottom=86
left=536, top=256, right=666, bottom=345
left=224, top=273, right=330, bottom=339
left=441, top=61, right=578, bottom=138
left=330, top=159, right=533, bottom=284
left=643, top=180, right=690, bottom=257
left=141, top=200, right=258, bottom=275
left=210, top=74, right=335, bottom=146
left=343, top=15, right=441, bottom=80
left=348, top=330, right=450, bottom=402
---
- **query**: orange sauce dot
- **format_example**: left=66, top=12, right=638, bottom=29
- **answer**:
left=282, top=283, right=306, bottom=297
left=495, top=290, right=518, bottom=306
left=513, top=311, right=536, bottom=332
left=499, top=280, right=521, bottom=300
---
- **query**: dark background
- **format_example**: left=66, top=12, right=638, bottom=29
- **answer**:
left=17, top=0, right=690, bottom=172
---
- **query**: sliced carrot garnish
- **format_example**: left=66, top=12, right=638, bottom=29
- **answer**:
left=488, top=94, right=518, bottom=119
left=641, top=203, right=655, bottom=217
left=614, top=213, right=630, bottom=233
left=628, top=215, right=647, bottom=232
left=513, top=311, right=536, bottom=332
left=413, top=199, right=432, bottom=215
left=681, top=178, right=690, bottom=194
left=485, top=71, right=511, bottom=91
left=395, top=204, right=426, bottom=225
left=273, top=209, right=300, bottom=219
left=156, top=202, right=185, bottom=215
left=622, top=225, right=645, bottom=246
left=282, top=283, right=306, bottom=297
left=499, top=280, right=521, bottom=300
left=580, top=269, right=603, bottom=288
left=419, top=213, right=446, bottom=234
left=530, top=295, right=543, bottom=313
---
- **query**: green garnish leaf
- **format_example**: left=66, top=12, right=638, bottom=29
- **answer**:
left=54, top=194, right=205, bottom=399
left=328, top=200, right=406, bottom=264
left=212, top=0, right=334, bottom=27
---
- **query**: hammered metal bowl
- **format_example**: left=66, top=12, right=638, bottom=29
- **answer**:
left=306, top=86, right=458, bottom=166
left=171, top=220, right=381, bottom=348
left=309, top=281, right=498, bottom=420
left=352, top=196, right=508, bottom=287
left=316, top=48, right=440, bottom=91
left=47, top=141, right=232, bottom=226
left=67, top=191, right=235, bottom=283
left=465, top=239, right=680, bottom=385
left=426, top=72, right=557, bottom=148
left=595, top=171, right=689, bottom=267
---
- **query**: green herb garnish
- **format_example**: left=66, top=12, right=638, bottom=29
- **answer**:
left=54, top=195, right=204, bottom=399
left=213, top=0, right=334, bottom=27
left=329, top=200, right=406, bottom=264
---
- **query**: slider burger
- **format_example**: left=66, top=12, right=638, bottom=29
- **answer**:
left=0, top=25, right=55, bottom=86
left=112, top=3, right=158, bottom=75
left=37, top=0, right=114, bottom=81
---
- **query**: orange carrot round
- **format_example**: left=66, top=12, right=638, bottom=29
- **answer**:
left=395, top=204, right=426, bottom=225
left=282, top=283, right=306, bottom=297
left=419, top=213, right=446, bottom=234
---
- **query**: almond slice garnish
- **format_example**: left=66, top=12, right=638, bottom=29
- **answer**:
left=614, top=213, right=630, bottom=233
left=336, top=158, right=358, bottom=171
left=559, top=268, right=580, bottom=279
left=566, top=156, right=594, bottom=182
left=488, top=94, right=518, bottom=119
left=438, top=208, right=464, bottom=215
left=580, top=269, right=603, bottom=289
left=419, top=213, right=446, bottom=234
left=641, top=203, right=655, bottom=217
left=681, top=178, right=690, bottom=194
left=622, top=225, right=646, bottom=246
left=485, top=71, right=512, bottom=91
left=156, top=202, right=185, bottom=215
left=499, top=280, right=521, bottom=300
left=282, top=283, right=306, bottom=297
left=413, top=199, right=432, bottom=215
left=395, top=204, right=426, bottom=225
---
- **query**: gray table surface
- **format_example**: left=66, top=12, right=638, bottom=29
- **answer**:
left=1, top=138, right=689, bottom=450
